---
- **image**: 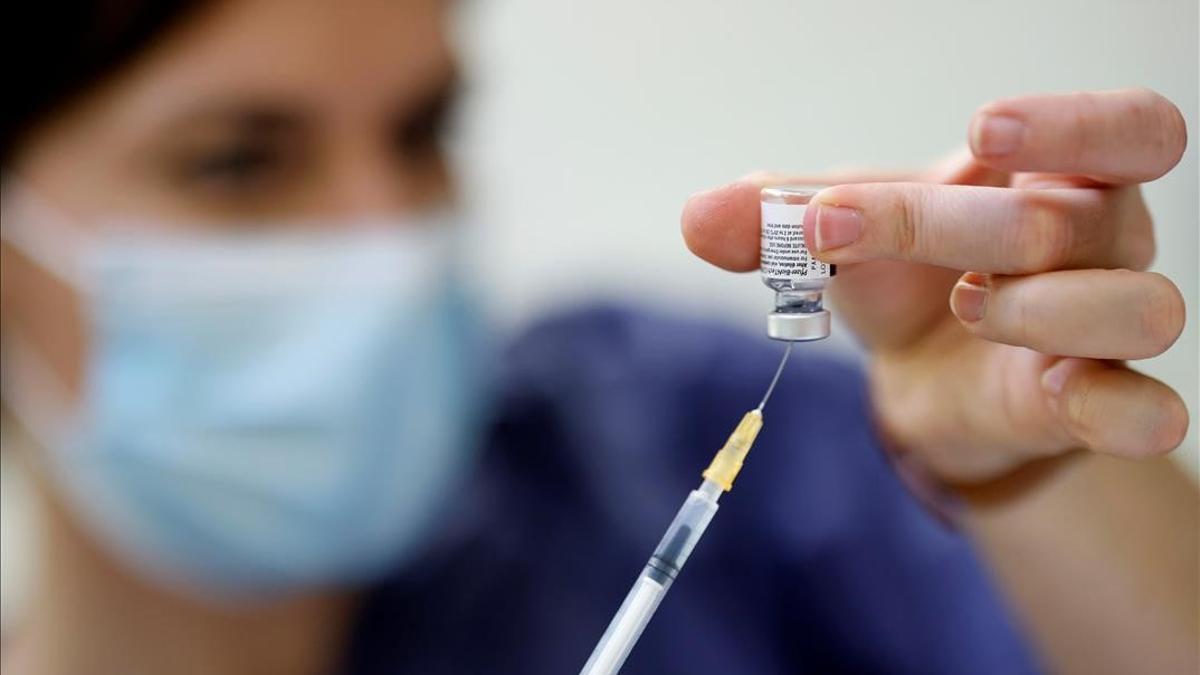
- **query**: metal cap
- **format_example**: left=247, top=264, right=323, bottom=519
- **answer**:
left=767, top=310, right=830, bottom=341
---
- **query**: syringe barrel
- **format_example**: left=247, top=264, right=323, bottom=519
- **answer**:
left=579, top=482, right=721, bottom=675
left=578, top=571, right=669, bottom=675
left=646, top=481, right=721, bottom=583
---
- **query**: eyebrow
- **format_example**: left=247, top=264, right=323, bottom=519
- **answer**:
left=154, top=74, right=463, bottom=139
left=146, top=57, right=463, bottom=146
left=160, top=103, right=312, bottom=136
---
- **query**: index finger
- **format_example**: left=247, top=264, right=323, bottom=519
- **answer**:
left=968, top=88, right=1188, bottom=184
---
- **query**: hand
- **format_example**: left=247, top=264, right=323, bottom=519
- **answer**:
left=681, top=88, right=1189, bottom=484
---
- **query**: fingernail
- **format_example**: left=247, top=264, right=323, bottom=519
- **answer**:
left=960, top=271, right=989, bottom=286
left=950, top=281, right=989, bottom=322
left=1040, top=359, right=1074, bottom=396
left=813, top=205, right=863, bottom=251
left=972, top=114, right=1026, bottom=157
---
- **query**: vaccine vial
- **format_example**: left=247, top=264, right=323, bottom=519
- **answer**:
left=761, top=185, right=833, bottom=341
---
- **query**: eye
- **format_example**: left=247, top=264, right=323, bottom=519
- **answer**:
left=182, top=142, right=281, bottom=187
left=393, top=84, right=458, bottom=163
left=163, top=112, right=307, bottom=201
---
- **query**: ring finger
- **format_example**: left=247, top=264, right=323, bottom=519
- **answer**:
left=949, top=269, right=1186, bottom=359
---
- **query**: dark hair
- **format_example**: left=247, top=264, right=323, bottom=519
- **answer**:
left=4, top=1, right=205, bottom=164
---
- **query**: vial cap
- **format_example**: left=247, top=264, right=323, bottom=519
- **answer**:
left=767, top=309, right=831, bottom=341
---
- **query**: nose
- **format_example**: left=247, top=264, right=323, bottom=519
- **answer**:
left=321, top=147, right=409, bottom=219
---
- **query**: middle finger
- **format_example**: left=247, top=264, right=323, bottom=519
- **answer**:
left=803, top=182, right=1154, bottom=273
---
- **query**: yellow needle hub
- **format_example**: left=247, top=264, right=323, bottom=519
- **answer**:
left=701, top=409, right=764, bottom=491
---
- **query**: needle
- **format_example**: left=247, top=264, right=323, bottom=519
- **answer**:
left=755, top=342, right=792, bottom=412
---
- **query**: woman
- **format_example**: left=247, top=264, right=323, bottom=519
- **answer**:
left=2, top=1, right=1195, bottom=674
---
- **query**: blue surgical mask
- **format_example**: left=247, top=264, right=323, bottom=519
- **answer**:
left=0, top=187, right=488, bottom=600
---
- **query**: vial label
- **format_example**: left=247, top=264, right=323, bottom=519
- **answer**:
left=760, top=202, right=832, bottom=283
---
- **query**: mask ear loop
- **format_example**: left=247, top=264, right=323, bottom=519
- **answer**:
left=0, top=177, right=93, bottom=454
left=0, top=331, right=81, bottom=455
left=0, top=176, right=94, bottom=289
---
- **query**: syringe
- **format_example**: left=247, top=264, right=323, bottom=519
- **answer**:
left=579, top=344, right=792, bottom=675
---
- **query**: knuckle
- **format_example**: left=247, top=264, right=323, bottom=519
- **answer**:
left=1137, top=273, right=1186, bottom=355
left=890, top=188, right=923, bottom=258
left=1064, top=371, right=1101, bottom=432
left=1015, top=196, right=1074, bottom=271
left=988, top=277, right=1036, bottom=346
left=1012, top=282, right=1042, bottom=347
left=1067, top=91, right=1103, bottom=166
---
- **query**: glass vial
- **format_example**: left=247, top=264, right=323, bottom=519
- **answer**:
left=761, top=185, right=833, bottom=341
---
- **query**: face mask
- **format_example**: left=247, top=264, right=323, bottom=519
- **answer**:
left=0, top=186, right=488, bottom=600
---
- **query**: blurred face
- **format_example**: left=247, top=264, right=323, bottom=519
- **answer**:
left=2, top=0, right=458, bottom=392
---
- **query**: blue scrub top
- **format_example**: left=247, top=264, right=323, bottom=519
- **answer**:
left=340, top=305, right=1043, bottom=674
